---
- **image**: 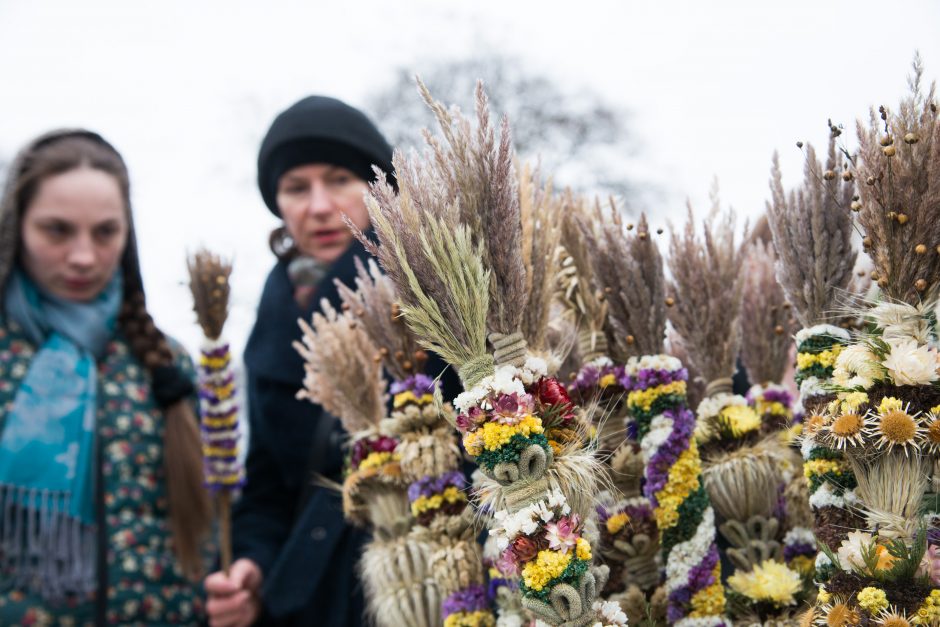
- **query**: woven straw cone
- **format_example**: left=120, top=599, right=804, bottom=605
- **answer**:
left=343, top=463, right=407, bottom=529
left=361, top=533, right=442, bottom=627
left=702, top=448, right=778, bottom=523
left=428, top=535, right=487, bottom=599
left=396, top=426, right=461, bottom=481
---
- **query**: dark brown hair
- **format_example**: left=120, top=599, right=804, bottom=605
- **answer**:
left=0, top=130, right=212, bottom=579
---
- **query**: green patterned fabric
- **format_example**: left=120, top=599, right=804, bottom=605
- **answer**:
left=0, top=318, right=208, bottom=626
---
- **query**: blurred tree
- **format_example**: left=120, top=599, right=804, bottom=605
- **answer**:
left=366, top=54, right=645, bottom=201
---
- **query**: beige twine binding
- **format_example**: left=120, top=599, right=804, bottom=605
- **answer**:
left=577, top=327, right=608, bottom=363
left=704, top=377, right=734, bottom=398
left=490, top=331, right=528, bottom=367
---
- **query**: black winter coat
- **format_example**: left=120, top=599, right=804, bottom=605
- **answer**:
left=234, top=238, right=459, bottom=626
left=235, top=240, right=370, bottom=626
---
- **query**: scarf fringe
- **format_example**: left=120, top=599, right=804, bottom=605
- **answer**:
left=0, top=483, right=96, bottom=602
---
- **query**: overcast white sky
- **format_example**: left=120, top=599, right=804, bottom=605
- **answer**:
left=2, top=0, right=938, bottom=359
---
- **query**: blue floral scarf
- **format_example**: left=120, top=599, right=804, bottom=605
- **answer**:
left=0, top=269, right=122, bottom=601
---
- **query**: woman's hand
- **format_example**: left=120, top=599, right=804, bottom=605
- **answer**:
left=205, top=558, right=263, bottom=627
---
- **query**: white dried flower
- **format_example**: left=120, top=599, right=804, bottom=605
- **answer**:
left=882, top=339, right=939, bottom=386
left=832, top=343, right=885, bottom=389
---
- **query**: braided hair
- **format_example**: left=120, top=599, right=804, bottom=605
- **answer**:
left=0, top=130, right=212, bottom=579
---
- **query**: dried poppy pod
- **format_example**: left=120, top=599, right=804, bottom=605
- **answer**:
left=904, top=132, right=920, bottom=144
left=883, top=145, right=897, bottom=157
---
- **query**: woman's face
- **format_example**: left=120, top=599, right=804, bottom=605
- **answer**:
left=20, top=167, right=129, bottom=302
left=276, top=163, right=370, bottom=263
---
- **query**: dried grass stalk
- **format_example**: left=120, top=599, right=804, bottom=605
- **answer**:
left=418, top=79, right=528, bottom=337
left=518, top=161, right=563, bottom=350
left=853, top=54, right=940, bottom=305
left=336, top=257, right=427, bottom=382
left=186, top=249, right=232, bottom=340
left=667, top=190, right=747, bottom=384
left=739, top=240, right=794, bottom=385
left=666, top=327, right=706, bottom=410
left=846, top=450, right=930, bottom=538
left=351, top=174, right=491, bottom=382
left=581, top=209, right=667, bottom=361
left=766, top=137, right=856, bottom=327
left=557, top=193, right=609, bottom=357
left=293, top=300, right=387, bottom=435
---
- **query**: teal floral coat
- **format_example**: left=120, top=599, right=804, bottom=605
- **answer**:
left=0, top=318, right=208, bottom=625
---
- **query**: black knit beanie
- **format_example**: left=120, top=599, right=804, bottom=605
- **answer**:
left=257, top=96, right=395, bottom=216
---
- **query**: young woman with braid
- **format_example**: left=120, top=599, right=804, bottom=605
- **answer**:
left=0, top=129, right=212, bottom=624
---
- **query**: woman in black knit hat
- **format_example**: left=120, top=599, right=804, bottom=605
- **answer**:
left=203, top=96, right=394, bottom=627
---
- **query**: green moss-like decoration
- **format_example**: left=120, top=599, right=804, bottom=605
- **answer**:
left=661, top=485, right=709, bottom=555
left=475, top=433, right=551, bottom=471
left=630, top=394, right=686, bottom=439
left=518, top=557, right=590, bottom=603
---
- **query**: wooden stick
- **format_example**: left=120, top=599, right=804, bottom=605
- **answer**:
left=217, top=491, right=233, bottom=575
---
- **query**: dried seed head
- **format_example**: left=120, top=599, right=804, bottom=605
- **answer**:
left=851, top=201, right=862, bottom=211
left=626, top=335, right=635, bottom=345
left=883, top=145, right=897, bottom=157
left=915, top=244, right=927, bottom=255
left=796, top=141, right=804, bottom=148
left=897, top=213, right=909, bottom=225
left=916, top=279, right=928, bottom=292
left=824, top=170, right=836, bottom=181
left=774, top=325, right=785, bottom=335
left=665, top=297, right=675, bottom=307
left=866, top=176, right=876, bottom=186
left=880, top=135, right=894, bottom=147
left=842, top=171, right=853, bottom=182
left=904, top=132, right=920, bottom=145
